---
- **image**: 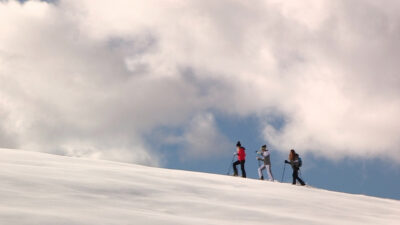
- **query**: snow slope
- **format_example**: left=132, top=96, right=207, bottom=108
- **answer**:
left=0, top=148, right=399, bottom=225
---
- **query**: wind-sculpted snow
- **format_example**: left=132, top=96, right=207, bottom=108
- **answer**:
left=0, top=148, right=399, bottom=225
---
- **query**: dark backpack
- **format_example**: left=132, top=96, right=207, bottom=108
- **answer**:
left=298, top=157, right=302, bottom=167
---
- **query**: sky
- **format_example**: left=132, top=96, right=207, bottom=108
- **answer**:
left=0, top=0, right=399, bottom=199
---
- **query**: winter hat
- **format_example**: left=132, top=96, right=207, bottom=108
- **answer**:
left=236, top=141, right=241, bottom=147
left=261, top=145, right=267, bottom=151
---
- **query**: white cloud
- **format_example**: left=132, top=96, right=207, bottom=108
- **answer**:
left=180, top=113, right=231, bottom=160
left=0, top=0, right=399, bottom=164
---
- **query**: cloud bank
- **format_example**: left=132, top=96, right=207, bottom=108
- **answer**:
left=1, top=0, right=399, bottom=164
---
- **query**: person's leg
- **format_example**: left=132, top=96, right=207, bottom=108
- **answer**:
left=258, top=165, right=266, bottom=179
left=292, top=169, right=297, bottom=184
left=240, top=160, right=246, bottom=178
left=232, top=160, right=240, bottom=176
left=296, top=170, right=305, bottom=185
left=266, top=164, right=274, bottom=181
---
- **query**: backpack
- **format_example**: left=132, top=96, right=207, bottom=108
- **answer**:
left=298, top=157, right=302, bottom=167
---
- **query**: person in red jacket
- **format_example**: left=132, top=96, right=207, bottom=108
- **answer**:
left=232, top=141, right=246, bottom=178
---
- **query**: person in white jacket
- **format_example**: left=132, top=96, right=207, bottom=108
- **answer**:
left=256, top=145, right=274, bottom=181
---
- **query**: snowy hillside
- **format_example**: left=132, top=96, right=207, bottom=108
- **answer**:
left=0, top=148, right=399, bottom=225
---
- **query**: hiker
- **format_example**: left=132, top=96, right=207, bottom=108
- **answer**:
left=233, top=141, right=246, bottom=178
left=256, top=144, right=274, bottom=181
left=285, top=149, right=305, bottom=185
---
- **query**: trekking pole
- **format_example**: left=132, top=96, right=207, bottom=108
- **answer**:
left=281, top=163, right=286, bottom=182
left=255, top=151, right=261, bottom=167
left=226, top=154, right=235, bottom=175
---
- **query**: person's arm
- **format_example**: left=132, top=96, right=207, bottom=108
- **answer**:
left=256, top=153, right=264, bottom=161
left=239, top=148, right=247, bottom=159
left=238, top=148, right=244, bottom=159
left=292, top=159, right=299, bottom=167
left=284, top=160, right=294, bottom=166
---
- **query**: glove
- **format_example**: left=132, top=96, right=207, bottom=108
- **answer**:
left=256, top=157, right=261, bottom=160
left=284, top=160, right=289, bottom=164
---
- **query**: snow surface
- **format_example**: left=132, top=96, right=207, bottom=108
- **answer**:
left=0, top=148, right=399, bottom=225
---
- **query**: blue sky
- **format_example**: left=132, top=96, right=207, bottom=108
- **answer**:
left=158, top=115, right=400, bottom=200
left=1, top=0, right=400, bottom=201
left=167, top=150, right=400, bottom=200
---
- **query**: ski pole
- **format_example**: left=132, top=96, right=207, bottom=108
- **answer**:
left=255, top=151, right=261, bottom=167
left=227, top=154, right=235, bottom=175
left=281, top=163, right=286, bottom=182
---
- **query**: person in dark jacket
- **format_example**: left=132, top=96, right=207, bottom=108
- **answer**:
left=285, top=149, right=305, bottom=185
left=233, top=141, right=246, bottom=178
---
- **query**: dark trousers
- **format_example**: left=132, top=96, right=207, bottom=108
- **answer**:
left=292, top=168, right=305, bottom=185
left=233, top=160, right=246, bottom=178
